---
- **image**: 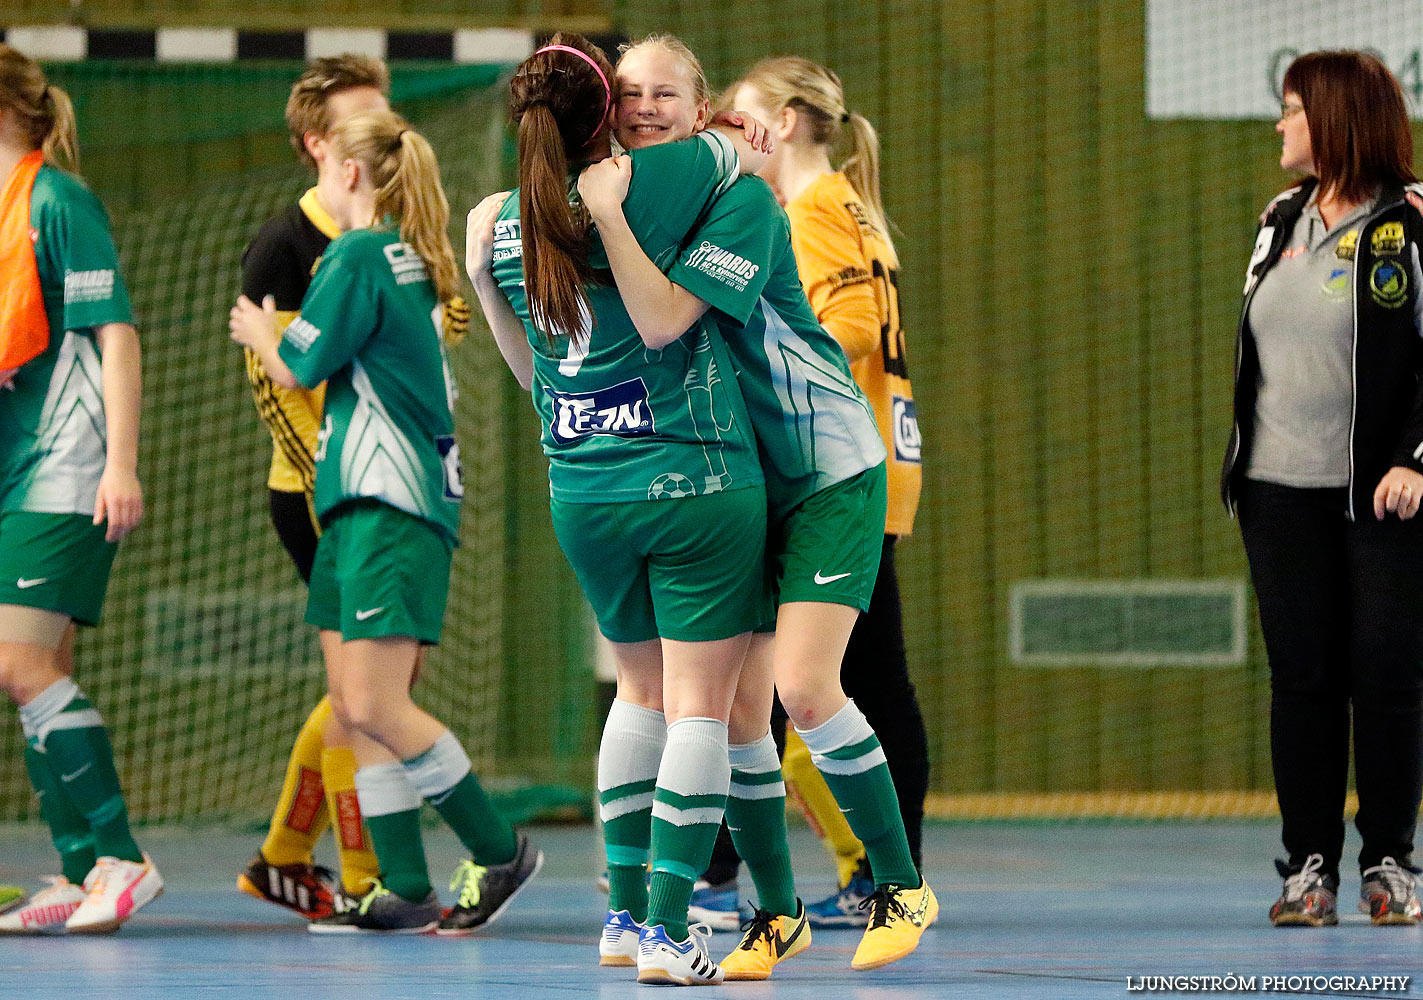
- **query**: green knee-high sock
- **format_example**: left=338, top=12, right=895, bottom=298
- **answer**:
left=608, top=863, right=649, bottom=923
left=647, top=718, right=730, bottom=941
left=354, top=762, right=432, bottom=902
left=797, top=702, right=919, bottom=889
left=598, top=699, right=665, bottom=923
left=726, top=732, right=797, bottom=916
left=403, top=731, right=517, bottom=866
left=19, top=680, right=142, bottom=864
left=23, top=745, right=95, bottom=885
left=428, top=774, right=517, bottom=865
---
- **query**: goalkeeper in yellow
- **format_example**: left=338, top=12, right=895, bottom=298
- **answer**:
left=235, top=55, right=406, bottom=920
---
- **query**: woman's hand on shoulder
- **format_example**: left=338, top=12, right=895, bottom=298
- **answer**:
left=577, top=155, right=633, bottom=222
left=709, top=110, right=773, bottom=154
left=1373, top=466, right=1423, bottom=520
left=228, top=294, right=276, bottom=349
left=466, top=192, right=510, bottom=282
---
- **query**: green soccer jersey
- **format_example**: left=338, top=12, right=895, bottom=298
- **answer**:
left=0, top=165, right=135, bottom=515
left=491, top=130, right=763, bottom=504
left=277, top=227, right=462, bottom=543
left=668, top=176, right=885, bottom=514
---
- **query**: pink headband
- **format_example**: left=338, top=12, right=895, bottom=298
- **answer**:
left=534, top=44, right=612, bottom=122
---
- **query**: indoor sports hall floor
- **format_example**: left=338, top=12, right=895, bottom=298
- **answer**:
left=2, top=821, right=1418, bottom=998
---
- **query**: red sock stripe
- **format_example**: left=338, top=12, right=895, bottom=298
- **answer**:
left=284, top=767, right=325, bottom=833
left=335, top=790, right=366, bottom=850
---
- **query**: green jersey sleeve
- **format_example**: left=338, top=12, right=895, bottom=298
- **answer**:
left=667, top=177, right=779, bottom=326
left=278, top=235, right=379, bottom=389
left=32, top=169, right=134, bottom=333
left=619, top=130, right=740, bottom=268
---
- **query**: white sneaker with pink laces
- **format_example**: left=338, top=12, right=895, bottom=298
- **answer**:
left=66, top=855, right=163, bottom=933
left=0, top=876, right=87, bottom=934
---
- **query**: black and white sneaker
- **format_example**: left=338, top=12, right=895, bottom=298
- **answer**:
left=308, top=879, right=438, bottom=934
left=637, top=922, right=724, bottom=985
left=435, top=833, right=543, bottom=935
left=1359, top=857, right=1421, bottom=925
left=237, top=853, right=335, bottom=918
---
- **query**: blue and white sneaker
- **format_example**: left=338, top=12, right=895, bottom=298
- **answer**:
left=599, top=908, right=644, bottom=966
left=805, top=862, right=875, bottom=928
left=637, top=922, right=724, bottom=985
left=687, top=878, right=741, bottom=932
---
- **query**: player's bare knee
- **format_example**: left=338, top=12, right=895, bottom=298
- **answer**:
left=777, top=679, right=845, bottom=731
left=727, top=688, right=773, bottom=743
left=0, top=644, right=62, bottom=705
left=324, top=687, right=356, bottom=731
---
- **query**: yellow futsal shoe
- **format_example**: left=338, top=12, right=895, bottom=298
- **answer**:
left=720, top=901, right=811, bottom=981
left=850, top=881, right=938, bottom=971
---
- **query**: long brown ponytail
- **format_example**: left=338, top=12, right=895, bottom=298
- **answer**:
left=329, top=111, right=462, bottom=334
left=729, top=56, right=895, bottom=255
left=508, top=32, right=614, bottom=348
left=0, top=44, right=80, bottom=173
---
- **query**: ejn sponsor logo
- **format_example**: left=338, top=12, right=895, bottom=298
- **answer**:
left=545, top=377, right=656, bottom=444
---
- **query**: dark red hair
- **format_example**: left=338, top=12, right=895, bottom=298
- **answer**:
left=1283, top=50, right=1417, bottom=203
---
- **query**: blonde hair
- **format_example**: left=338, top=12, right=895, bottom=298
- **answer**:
left=617, top=34, right=711, bottom=105
left=729, top=56, right=894, bottom=253
left=0, top=44, right=79, bottom=173
left=328, top=111, right=462, bottom=333
left=285, top=54, right=391, bottom=171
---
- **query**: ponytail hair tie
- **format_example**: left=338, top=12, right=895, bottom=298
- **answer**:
left=840, top=111, right=851, bottom=123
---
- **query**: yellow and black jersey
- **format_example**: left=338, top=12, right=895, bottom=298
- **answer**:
left=241, top=188, right=337, bottom=494
left=785, top=172, right=922, bottom=536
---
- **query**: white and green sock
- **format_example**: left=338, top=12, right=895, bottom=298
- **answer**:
left=726, top=730, right=797, bottom=916
left=20, top=706, right=94, bottom=885
left=797, top=700, right=919, bottom=889
left=648, top=717, right=730, bottom=941
left=355, top=761, right=430, bottom=902
left=403, top=730, right=517, bottom=866
left=20, top=678, right=141, bottom=865
left=598, top=700, right=666, bottom=923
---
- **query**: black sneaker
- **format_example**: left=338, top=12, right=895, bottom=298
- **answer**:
left=1359, top=857, right=1421, bottom=925
left=237, top=852, right=335, bottom=919
left=436, top=833, right=543, bottom=935
left=308, top=879, right=439, bottom=934
left=1269, top=854, right=1338, bottom=926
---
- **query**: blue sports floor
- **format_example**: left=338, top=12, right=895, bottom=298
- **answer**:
left=2, top=821, right=1419, bottom=998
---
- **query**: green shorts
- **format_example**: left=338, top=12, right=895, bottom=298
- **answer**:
left=0, top=512, right=117, bottom=626
left=551, top=486, right=768, bottom=644
left=306, top=500, right=453, bottom=644
left=773, top=464, right=887, bottom=611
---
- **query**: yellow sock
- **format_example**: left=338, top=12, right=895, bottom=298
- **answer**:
left=321, top=745, right=380, bottom=894
left=260, top=698, right=332, bottom=866
left=782, top=724, right=866, bottom=888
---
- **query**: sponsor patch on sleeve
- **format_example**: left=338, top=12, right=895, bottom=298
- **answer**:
left=545, top=377, right=656, bottom=444
left=384, top=242, right=431, bottom=285
left=826, top=265, right=872, bottom=291
left=492, top=219, right=522, bottom=263
left=284, top=316, right=321, bottom=352
left=63, top=268, right=115, bottom=305
left=685, top=241, right=761, bottom=293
